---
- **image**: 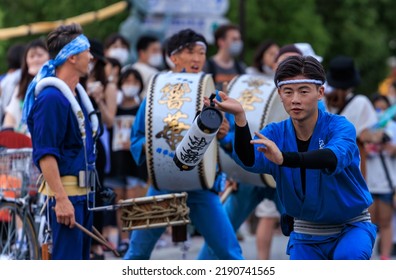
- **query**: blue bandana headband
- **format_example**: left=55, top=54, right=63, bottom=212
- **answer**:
left=22, top=34, right=90, bottom=123
left=276, top=79, right=324, bottom=88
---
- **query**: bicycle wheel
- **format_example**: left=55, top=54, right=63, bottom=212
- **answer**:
left=0, top=201, right=39, bottom=260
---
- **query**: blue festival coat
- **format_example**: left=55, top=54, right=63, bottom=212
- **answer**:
left=232, top=109, right=373, bottom=224
left=28, top=86, right=96, bottom=176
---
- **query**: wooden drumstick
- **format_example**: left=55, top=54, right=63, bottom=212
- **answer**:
left=220, top=187, right=234, bottom=204
left=75, top=222, right=120, bottom=258
left=92, top=226, right=108, bottom=243
left=51, top=207, right=120, bottom=257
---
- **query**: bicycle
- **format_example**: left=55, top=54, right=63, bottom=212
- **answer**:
left=0, top=147, right=42, bottom=260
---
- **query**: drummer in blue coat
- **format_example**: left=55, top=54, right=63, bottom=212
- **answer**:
left=123, top=29, right=243, bottom=260
left=207, top=55, right=377, bottom=260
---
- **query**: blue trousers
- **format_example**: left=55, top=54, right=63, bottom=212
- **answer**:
left=48, top=195, right=93, bottom=260
left=287, top=222, right=377, bottom=260
left=197, top=183, right=280, bottom=259
left=123, top=186, right=244, bottom=260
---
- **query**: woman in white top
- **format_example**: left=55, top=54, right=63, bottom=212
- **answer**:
left=2, top=39, right=49, bottom=134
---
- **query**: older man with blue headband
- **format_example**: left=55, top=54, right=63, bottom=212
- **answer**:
left=25, top=23, right=98, bottom=260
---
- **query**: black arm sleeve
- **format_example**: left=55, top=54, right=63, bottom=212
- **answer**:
left=281, top=148, right=337, bottom=172
left=235, top=122, right=255, bottom=167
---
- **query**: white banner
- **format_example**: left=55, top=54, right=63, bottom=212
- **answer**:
left=133, top=0, right=229, bottom=16
left=142, top=15, right=229, bottom=44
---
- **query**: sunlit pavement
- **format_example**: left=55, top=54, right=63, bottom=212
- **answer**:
left=105, top=222, right=395, bottom=260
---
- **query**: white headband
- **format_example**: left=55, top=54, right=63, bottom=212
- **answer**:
left=170, top=41, right=207, bottom=56
left=276, top=79, right=324, bottom=88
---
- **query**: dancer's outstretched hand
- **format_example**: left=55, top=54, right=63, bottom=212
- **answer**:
left=251, top=132, right=283, bottom=165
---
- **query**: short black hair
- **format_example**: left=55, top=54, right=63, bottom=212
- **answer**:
left=166, top=28, right=207, bottom=56
left=274, top=55, right=326, bottom=87
left=136, top=35, right=159, bottom=52
left=47, top=23, right=83, bottom=59
left=6, top=43, right=25, bottom=70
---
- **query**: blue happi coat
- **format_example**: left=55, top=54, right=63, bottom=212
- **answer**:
left=233, top=109, right=373, bottom=224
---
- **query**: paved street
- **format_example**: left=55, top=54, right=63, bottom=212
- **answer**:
left=150, top=226, right=289, bottom=260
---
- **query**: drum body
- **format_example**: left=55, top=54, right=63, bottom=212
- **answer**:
left=120, top=192, right=190, bottom=231
left=145, top=72, right=217, bottom=191
left=219, top=74, right=289, bottom=188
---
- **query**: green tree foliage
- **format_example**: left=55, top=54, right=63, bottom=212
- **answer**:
left=316, top=0, right=390, bottom=95
left=225, top=0, right=392, bottom=94
left=225, top=0, right=330, bottom=70
left=0, top=0, right=129, bottom=72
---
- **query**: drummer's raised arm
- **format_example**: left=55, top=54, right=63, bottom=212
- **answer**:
left=206, top=91, right=248, bottom=127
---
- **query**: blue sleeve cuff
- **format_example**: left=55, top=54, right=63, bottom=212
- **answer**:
left=33, top=147, right=60, bottom=168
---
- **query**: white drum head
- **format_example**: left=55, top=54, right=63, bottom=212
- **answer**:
left=145, top=72, right=217, bottom=191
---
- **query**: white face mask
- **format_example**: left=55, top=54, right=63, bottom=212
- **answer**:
left=122, top=85, right=140, bottom=98
left=228, top=40, right=243, bottom=57
left=148, top=53, right=163, bottom=68
left=261, top=64, right=274, bottom=75
left=108, top=48, right=129, bottom=65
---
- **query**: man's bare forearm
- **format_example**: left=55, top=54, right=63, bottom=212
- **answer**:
left=39, top=155, right=68, bottom=201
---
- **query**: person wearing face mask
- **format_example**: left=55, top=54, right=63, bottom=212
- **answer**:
left=204, top=24, right=246, bottom=90
left=2, top=39, right=49, bottom=134
left=128, top=35, right=162, bottom=99
left=104, top=33, right=131, bottom=66
left=246, top=40, right=279, bottom=78
left=107, top=68, right=148, bottom=256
